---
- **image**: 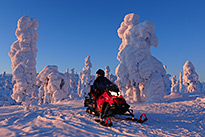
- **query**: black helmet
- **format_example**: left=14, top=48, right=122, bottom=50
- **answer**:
left=96, top=69, right=105, bottom=77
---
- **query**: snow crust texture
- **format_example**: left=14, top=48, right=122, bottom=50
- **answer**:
left=116, top=13, right=170, bottom=102
left=8, top=16, right=39, bottom=104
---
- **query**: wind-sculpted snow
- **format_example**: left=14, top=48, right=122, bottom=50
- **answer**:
left=0, top=93, right=204, bottom=136
left=36, top=65, right=70, bottom=104
left=116, top=13, right=170, bottom=102
left=8, top=16, right=39, bottom=109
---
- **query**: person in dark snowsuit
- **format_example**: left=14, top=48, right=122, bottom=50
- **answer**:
left=91, top=69, right=113, bottom=120
left=92, top=69, right=113, bottom=99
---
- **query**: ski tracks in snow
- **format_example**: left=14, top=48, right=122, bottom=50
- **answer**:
left=0, top=94, right=204, bottom=137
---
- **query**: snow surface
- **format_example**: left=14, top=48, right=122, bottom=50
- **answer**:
left=0, top=91, right=204, bottom=137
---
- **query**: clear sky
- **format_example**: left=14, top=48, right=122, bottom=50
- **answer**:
left=0, top=0, right=205, bottom=81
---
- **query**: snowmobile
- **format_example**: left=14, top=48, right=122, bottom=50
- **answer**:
left=84, top=84, right=147, bottom=127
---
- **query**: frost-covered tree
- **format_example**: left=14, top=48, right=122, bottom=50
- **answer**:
left=64, top=68, right=71, bottom=94
left=171, top=75, right=179, bottom=93
left=77, top=72, right=83, bottom=96
left=202, top=82, right=205, bottom=92
left=36, top=65, right=70, bottom=104
left=183, top=61, right=199, bottom=93
left=70, top=68, right=77, bottom=89
left=69, top=68, right=78, bottom=98
left=8, top=16, right=39, bottom=110
left=178, top=72, right=185, bottom=93
left=2, top=72, right=6, bottom=78
left=105, top=66, right=117, bottom=82
left=115, top=13, right=169, bottom=102
left=77, top=56, right=93, bottom=97
left=0, top=74, right=14, bottom=106
left=105, top=66, right=110, bottom=78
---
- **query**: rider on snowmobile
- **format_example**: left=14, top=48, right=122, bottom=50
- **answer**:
left=90, top=69, right=113, bottom=120
left=85, top=69, right=148, bottom=126
left=91, top=69, right=113, bottom=99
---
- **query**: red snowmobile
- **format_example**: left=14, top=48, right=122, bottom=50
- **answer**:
left=84, top=84, right=147, bottom=127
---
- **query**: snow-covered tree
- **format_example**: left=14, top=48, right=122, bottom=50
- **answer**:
left=77, top=56, right=93, bottom=97
left=202, top=82, right=205, bottom=92
left=36, top=65, right=70, bottom=104
left=8, top=16, right=39, bottom=110
left=115, top=13, right=169, bottom=102
left=105, top=66, right=117, bottom=82
left=69, top=68, right=78, bottom=98
left=2, top=72, right=6, bottom=78
left=171, top=75, right=179, bottom=93
left=64, top=69, right=71, bottom=94
left=70, top=68, right=77, bottom=89
left=77, top=72, right=83, bottom=97
left=183, top=61, right=199, bottom=93
left=105, top=66, right=110, bottom=78
left=178, top=72, right=185, bottom=93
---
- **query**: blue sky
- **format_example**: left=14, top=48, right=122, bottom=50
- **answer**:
left=0, top=0, right=205, bottom=81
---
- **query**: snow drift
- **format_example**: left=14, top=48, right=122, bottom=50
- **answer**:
left=0, top=93, right=204, bottom=137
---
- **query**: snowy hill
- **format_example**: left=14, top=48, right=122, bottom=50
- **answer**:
left=0, top=93, right=204, bottom=137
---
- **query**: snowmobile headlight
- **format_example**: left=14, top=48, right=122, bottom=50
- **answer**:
left=109, top=91, right=120, bottom=96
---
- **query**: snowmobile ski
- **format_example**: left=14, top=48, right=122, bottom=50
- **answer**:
left=125, top=113, right=148, bottom=123
left=95, top=118, right=113, bottom=127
